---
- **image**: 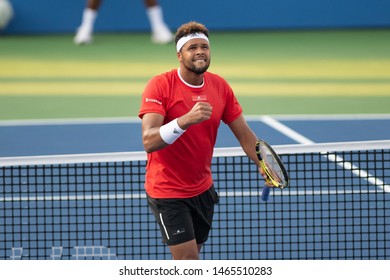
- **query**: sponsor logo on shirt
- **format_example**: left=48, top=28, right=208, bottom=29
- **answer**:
left=191, top=95, right=207, bottom=101
left=145, top=97, right=162, bottom=105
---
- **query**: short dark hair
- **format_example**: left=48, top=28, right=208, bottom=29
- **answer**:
left=174, top=21, right=209, bottom=46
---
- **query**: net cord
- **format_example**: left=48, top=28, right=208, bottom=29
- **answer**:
left=1, top=140, right=389, bottom=167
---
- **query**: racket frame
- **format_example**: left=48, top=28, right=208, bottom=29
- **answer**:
left=256, top=139, right=289, bottom=201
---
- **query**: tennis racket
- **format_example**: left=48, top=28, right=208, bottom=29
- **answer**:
left=256, top=139, right=289, bottom=201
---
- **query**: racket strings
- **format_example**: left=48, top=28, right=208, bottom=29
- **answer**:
left=261, top=148, right=286, bottom=186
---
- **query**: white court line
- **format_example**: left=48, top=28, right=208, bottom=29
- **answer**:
left=260, top=116, right=314, bottom=145
left=0, top=193, right=147, bottom=202
left=1, top=114, right=390, bottom=127
left=0, top=189, right=382, bottom=202
left=260, top=115, right=390, bottom=193
left=0, top=117, right=140, bottom=126
left=246, top=113, right=390, bottom=121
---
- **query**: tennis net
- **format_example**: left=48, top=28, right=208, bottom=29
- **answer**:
left=1, top=140, right=389, bottom=260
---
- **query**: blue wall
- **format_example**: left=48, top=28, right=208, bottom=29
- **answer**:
left=4, top=0, right=390, bottom=34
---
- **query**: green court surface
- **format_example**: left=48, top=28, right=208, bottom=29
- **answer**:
left=0, top=29, right=389, bottom=120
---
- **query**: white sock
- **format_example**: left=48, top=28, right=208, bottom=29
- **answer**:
left=146, top=5, right=165, bottom=32
left=80, top=8, right=97, bottom=30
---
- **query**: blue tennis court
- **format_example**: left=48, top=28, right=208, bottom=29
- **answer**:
left=1, top=114, right=389, bottom=260
left=1, top=114, right=390, bottom=157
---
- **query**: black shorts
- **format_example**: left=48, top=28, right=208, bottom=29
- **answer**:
left=147, top=185, right=219, bottom=246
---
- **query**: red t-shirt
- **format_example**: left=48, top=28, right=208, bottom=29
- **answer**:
left=139, top=69, right=242, bottom=198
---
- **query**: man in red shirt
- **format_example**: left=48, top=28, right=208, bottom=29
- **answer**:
left=139, top=21, right=265, bottom=259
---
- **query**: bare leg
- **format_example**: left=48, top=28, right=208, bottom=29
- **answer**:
left=144, top=0, right=157, bottom=8
left=87, top=0, right=102, bottom=10
left=168, top=239, right=203, bottom=260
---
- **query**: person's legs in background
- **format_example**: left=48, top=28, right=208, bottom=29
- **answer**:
left=144, top=0, right=173, bottom=44
left=74, top=0, right=173, bottom=45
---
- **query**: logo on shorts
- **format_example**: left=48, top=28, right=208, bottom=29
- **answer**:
left=172, top=228, right=186, bottom=236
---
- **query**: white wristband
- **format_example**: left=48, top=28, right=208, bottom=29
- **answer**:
left=159, top=118, right=186, bottom=144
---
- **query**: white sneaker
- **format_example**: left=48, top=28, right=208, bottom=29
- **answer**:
left=151, top=24, right=174, bottom=44
left=74, top=26, right=93, bottom=45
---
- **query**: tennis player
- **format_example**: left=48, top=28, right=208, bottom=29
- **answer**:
left=139, top=21, right=265, bottom=260
left=74, top=0, right=173, bottom=45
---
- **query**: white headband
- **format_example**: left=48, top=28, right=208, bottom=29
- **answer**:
left=176, top=33, right=209, bottom=52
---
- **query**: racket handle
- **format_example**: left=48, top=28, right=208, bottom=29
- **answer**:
left=261, top=186, right=271, bottom=201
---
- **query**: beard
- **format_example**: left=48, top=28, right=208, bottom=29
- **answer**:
left=191, top=63, right=209, bottom=74
left=184, top=57, right=211, bottom=74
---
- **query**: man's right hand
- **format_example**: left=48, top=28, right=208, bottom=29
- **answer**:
left=178, top=102, right=212, bottom=130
